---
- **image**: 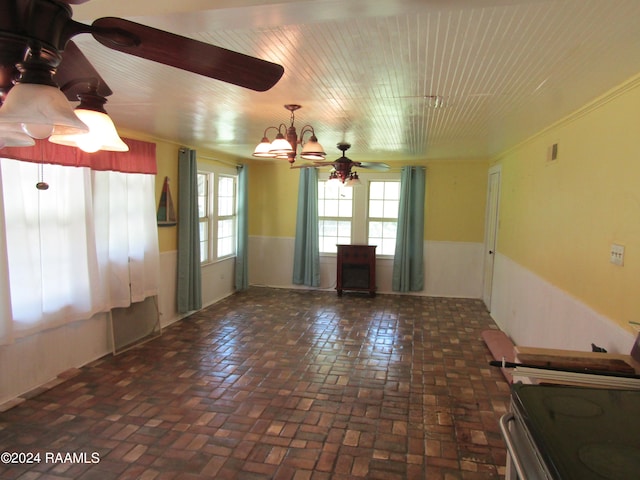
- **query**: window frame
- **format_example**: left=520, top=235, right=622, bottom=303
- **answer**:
left=367, top=179, right=401, bottom=256
left=318, top=171, right=400, bottom=257
left=318, top=179, right=354, bottom=254
left=197, top=162, right=238, bottom=265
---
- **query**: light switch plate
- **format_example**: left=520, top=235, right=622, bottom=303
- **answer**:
left=610, top=243, right=625, bottom=266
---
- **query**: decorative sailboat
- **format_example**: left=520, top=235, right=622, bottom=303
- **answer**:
left=157, top=176, right=177, bottom=226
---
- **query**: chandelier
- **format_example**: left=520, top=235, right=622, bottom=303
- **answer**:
left=252, top=104, right=325, bottom=164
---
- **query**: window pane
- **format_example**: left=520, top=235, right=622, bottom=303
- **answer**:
left=369, top=199, right=384, bottom=218
left=217, top=218, right=235, bottom=257
left=387, top=182, right=400, bottom=199
left=219, top=176, right=233, bottom=196
left=218, top=176, right=235, bottom=216
left=379, top=238, right=396, bottom=256
left=218, top=237, right=233, bottom=257
left=319, top=219, right=351, bottom=253
left=337, top=221, right=351, bottom=237
left=197, top=173, right=206, bottom=196
left=383, top=221, right=397, bottom=237
left=369, top=181, right=385, bottom=199
left=369, top=221, right=382, bottom=237
left=197, top=173, right=207, bottom=218
left=368, top=219, right=397, bottom=256
left=199, top=221, right=209, bottom=262
left=200, top=242, right=208, bottom=262
left=319, top=219, right=335, bottom=236
left=318, top=180, right=354, bottom=253
left=324, top=199, right=339, bottom=216
left=338, top=200, right=352, bottom=217
left=367, top=181, right=399, bottom=255
left=218, top=197, right=232, bottom=216
left=383, top=200, right=399, bottom=218
left=199, top=220, right=209, bottom=241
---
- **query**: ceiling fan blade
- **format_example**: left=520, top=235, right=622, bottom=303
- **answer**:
left=90, top=17, right=284, bottom=92
left=310, top=161, right=338, bottom=167
left=55, top=41, right=113, bottom=101
left=289, top=164, right=320, bottom=169
left=358, top=162, right=390, bottom=171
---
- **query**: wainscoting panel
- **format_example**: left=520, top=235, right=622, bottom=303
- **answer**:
left=249, top=236, right=484, bottom=298
left=490, top=252, right=635, bottom=354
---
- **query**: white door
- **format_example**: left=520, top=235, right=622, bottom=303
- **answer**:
left=482, top=166, right=501, bottom=311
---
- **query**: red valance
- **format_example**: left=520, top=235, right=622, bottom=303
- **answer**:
left=0, top=137, right=157, bottom=174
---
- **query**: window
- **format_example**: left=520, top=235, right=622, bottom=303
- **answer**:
left=368, top=181, right=399, bottom=255
left=197, top=172, right=210, bottom=262
left=198, top=168, right=237, bottom=263
left=318, top=180, right=352, bottom=253
left=318, top=174, right=400, bottom=255
left=217, top=176, right=236, bottom=258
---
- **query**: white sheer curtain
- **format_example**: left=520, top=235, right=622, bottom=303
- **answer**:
left=0, top=158, right=159, bottom=344
left=93, top=171, right=159, bottom=306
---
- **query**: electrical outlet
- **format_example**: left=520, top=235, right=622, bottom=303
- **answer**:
left=610, top=243, right=625, bottom=266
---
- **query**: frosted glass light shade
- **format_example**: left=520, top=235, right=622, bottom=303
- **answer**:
left=0, top=130, right=36, bottom=148
left=268, top=133, right=293, bottom=155
left=0, top=83, right=89, bottom=139
left=252, top=137, right=276, bottom=157
left=345, top=173, right=361, bottom=187
left=49, top=108, right=129, bottom=152
left=300, top=137, right=326, bottom=160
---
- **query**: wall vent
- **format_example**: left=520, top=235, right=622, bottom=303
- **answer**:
left=110, top=296, right=161, bottom=355
left=547, top=143, right=559, bottom=162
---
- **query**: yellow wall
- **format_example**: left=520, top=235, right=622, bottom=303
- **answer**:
left=424, top=159, right=490, bottom=242
left=154, top=140, right=180, bottom=253
left=247, top=157, right=490, bottom=243
left=247, top=158, right=301, bottom=238
left=494, top=76, right=640, bottom=331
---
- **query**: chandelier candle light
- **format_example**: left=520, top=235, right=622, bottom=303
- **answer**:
left=253, top=104, right=326, bottom=164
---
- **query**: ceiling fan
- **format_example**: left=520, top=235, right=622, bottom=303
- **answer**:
left=0, top=0, right=285, bottom=104
left=293, top=142, right=390, bottom=185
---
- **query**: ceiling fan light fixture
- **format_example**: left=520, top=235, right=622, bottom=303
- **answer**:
left=0, top=129, right=36, bottom=149
left=49, top=108, right=129, bottom=153
left=345, top=171, right=361, bottom=187
left=327, top=170, right=341, bottom=184
left=49, top=88, right=128, bottom=153
left=0, top=83, right=89, bottom=139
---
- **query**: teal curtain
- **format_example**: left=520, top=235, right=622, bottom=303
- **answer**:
left=235, top=165, right=249, bottom=291
left=177, top=147, right=202, bottom=313
left=292, top=168, right=320, bottom=286
left=392, top=166, right=426, bottom=292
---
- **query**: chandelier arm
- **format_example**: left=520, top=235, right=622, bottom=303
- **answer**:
left=298, top=125, right=316, bottom=143
left=261, top=125, right=280, bottom=138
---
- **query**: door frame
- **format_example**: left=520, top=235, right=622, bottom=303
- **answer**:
left=482, top=165, right=501, bottom=311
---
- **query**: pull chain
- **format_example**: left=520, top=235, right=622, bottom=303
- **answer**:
left=36, top=163, right=49, bottom=190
